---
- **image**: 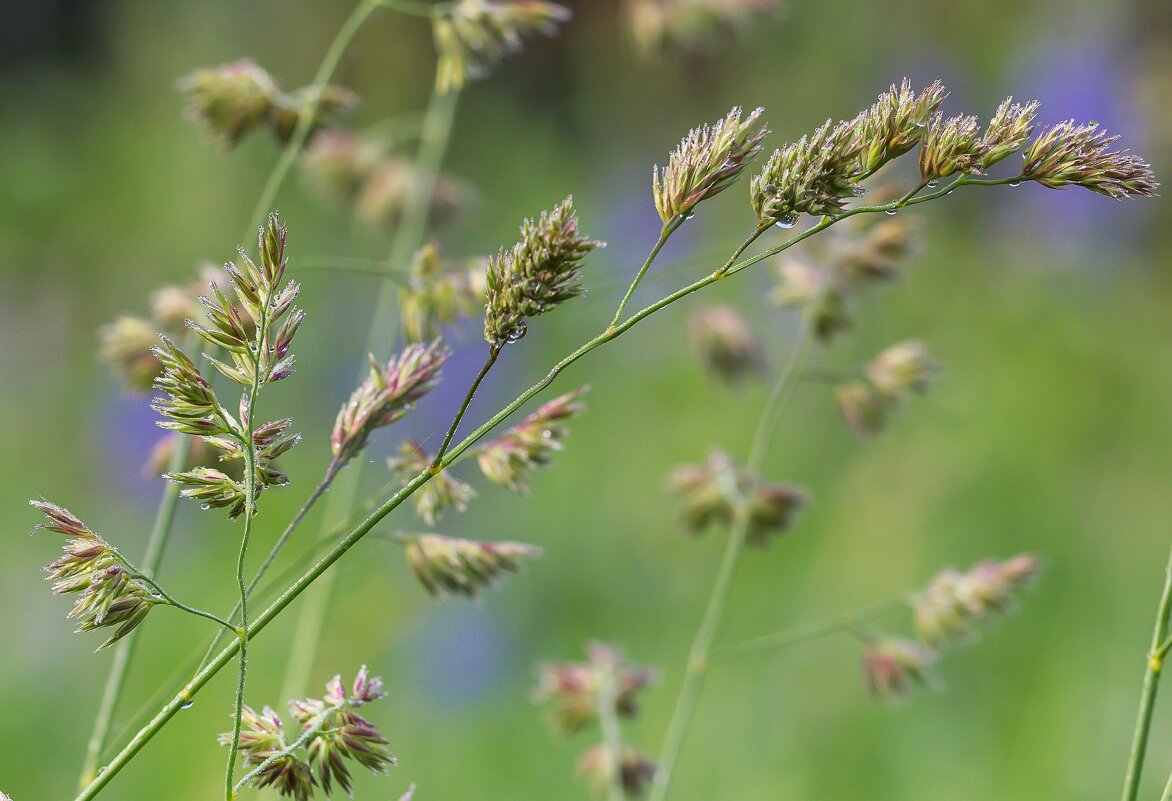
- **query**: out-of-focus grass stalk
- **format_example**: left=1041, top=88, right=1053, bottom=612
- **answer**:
left=647, top=324, right=811, bottom=801
left=1121, top=543, right=1172, bottom=801
left=77, top=431, right=191, bottom=789
left=76, top=0, right=387, bottom=789
left=278, top=85, right=463, bottom=703
left=246, top=0, right=388, bottom=236
left=596, top=664, right=627, bottom=801
left=76, top=171, right=1014, bottom=801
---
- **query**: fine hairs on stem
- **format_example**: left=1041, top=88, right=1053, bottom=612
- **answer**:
left=32, top=6, right=1159, bottom=801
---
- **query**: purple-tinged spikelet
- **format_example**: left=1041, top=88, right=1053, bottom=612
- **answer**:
left=1021, top=120, right=1158, bottom=198
left=404, top=534, right=542, bottom=599
left=483, top=198, right=603, bottom=346
left=751, top=118, right=864, bottom=227
left=434, top=0, right=571, bottom=93
left=398, top=243, right=486, bottom=343
left=477, top=387, right=588, bottom=493
left=536, top=643, right=658, bottom=735
left=919, top=113, right=983, bottom=181
left=178, top=59, right=357, bottom=148
left=667, top=451, right=807, bottom=545
left=653, top=106, right=767, bottom=225
left=578, top=744, right=657, bottom=798
left=31, top=500, right=157, bottom=650
left=389, top=440, right=476, bottom=525
left=978, top=98, right=1039, bottom=167
left=331, top=341, right=450, bottom=464
left=687, top=305, right=765, bottom=386
left=861, top=637, right=939, bottom=702
left=627, top=0, right=781, bottom=58
left=913, top=554, right=1039, bottom=646
left=851, top=79, right=947, bottom=174
left=225, top=668, right=393, bottom=800
left=834, top=340, right=938, bottom=437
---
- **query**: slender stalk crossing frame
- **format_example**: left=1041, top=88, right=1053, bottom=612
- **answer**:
left=1121, top=542, right=1172, bottom=801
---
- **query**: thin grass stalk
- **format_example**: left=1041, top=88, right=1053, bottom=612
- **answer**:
left=77, top=432, right=192, bottom=788
left=647, top=325, right=812, bottom=801
left=432, top=344, right=501, bottom=467
left=78, top=175, right=1010, bottom=800
left=246, top=0, right=386, bottom=236
left=223, top=300, right=270, bottom=798
left=708, top=598, right=904, bottom=666
left=610, top=220, right=680, bottom=328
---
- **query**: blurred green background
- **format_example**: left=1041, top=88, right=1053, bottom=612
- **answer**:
left=2, top=0, right=1171, bottom=799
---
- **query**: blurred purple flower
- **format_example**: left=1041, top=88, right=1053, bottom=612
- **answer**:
left=996, top=32, right=1154, bottom=258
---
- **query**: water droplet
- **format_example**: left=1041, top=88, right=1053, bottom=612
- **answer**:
left=683, top=212, right=696, bottom=221
left=505, top=324, right=527, bottom=344
left=1008, top=181, right=1021, bottom=188
left=180, top=701, right=194, bottom=710
left=884, top=209, right=898, bottom=216
left=774, top=214, right=798, bottom=229
left=200, top=504, right=211, bottom=511
left=926, top=180, right=939, bottom=189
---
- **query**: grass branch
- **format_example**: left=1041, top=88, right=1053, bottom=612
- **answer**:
left=75, top=174, right=1008, bottom=801
left=708, top=598, right=905, bottom=666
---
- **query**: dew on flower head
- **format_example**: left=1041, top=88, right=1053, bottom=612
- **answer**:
left=926, top=180, right=939, bottom=189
